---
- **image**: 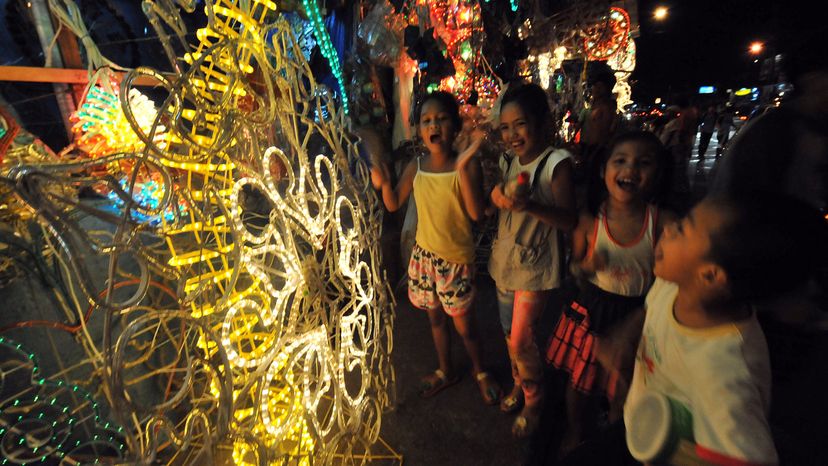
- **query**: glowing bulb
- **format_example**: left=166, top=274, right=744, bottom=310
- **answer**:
left=654, top=6, right=668, bottom=20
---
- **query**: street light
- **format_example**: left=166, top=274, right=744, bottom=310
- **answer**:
left=749, top=41, right=764, bottom=55
left=654, top=6, right=668, bottom=20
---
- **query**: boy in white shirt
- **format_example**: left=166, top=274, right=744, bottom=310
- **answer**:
left=587, top=192, right=826, bottom=466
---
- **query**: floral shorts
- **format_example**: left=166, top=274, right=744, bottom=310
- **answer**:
left=407, top=245, right=475, bottom=316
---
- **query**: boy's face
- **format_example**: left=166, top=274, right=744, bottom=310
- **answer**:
left=654, top=200, right=727, bottom=285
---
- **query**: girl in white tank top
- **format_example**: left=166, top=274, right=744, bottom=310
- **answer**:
left=588, top=204, right=658, bottom=297
left=547, top=131, right=675, bottom=456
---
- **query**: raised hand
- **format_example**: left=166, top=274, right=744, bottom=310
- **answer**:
left=580, top=248, right=608, bottom=274
left=370, top=162, right=390, bottom=190
left=456, top=126, right=487, bottom=171
left=491, top=183, right=515, bottom=210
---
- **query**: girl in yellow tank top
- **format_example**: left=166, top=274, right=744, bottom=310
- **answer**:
left=370, top=91, right=501, bottom=406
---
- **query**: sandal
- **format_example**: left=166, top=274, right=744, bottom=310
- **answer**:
left=512, top=403, right=542, bottom=438
left=475, top=372, right=502, bottom=406
left=418, top=369, right=460, bottom=398
left=499, top=385, right=524, bottom=413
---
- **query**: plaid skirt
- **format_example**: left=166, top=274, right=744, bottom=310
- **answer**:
left=546, top=281, right=644, bottom=399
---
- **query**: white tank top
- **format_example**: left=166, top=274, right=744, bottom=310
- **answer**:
left=588, top=205, right=658, bottom=297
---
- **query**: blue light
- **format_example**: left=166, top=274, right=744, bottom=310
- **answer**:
left=106, top=179, right=183, bottom=226
left=698, top=86, right=716, bottom=94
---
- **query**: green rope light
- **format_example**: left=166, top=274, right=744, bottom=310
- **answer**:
left=302, top=0, right=349, bottom=115
left=0, top=336, right=125, bottom=463
left=510, top=0, right=519, bottom=12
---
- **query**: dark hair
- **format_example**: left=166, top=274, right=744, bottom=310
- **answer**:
left=416, top=91, right=461, bottom=131
left=586, top=131, right=673, bottom=214
left=499, top=82, right=551, bottom=134
left=586, top=61, right=616, bottom=89
left=706, top=192, right=828, bottom=302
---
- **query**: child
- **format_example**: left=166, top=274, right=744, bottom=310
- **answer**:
left=613, top=193, right=826, bottom=465
left=371, top=91, right=501, bottom=405
left=488, top=82, right=577, bottom=437
left=547, top=131, right=674, bottom=453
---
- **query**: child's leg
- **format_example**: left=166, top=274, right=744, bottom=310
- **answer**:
left=452, top=311, right=483, bottom=375
left=608, top=377, right=629, bottom=424
left=510, top=290, right=549, bottom=437
left=453, top=311, right=501, bottom=405
left=435, top=258, right=477, bottom=372
left=497, top=288, right=522, bottom=407
left=427, top=307, right=452, bottom=376
left=408, top=245, right=458, bottom=396
left=510, top=290, right=548, bottom=406
left=496, top=288, right=515, bottom=336
left=560, top=384, right=590, bottom=454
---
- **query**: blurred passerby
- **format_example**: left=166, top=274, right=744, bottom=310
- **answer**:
left=715, top=106, right=734, bottom=156
left=578, top=68, right=618, bottom=182
left=697, top=105, right=718, bottom=159
left=659, top=98, right=694, bottom=211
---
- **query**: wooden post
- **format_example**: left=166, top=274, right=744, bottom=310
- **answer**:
left=53, top=10, right=86, bottom=107
left=0, top=67, right=170, bottom=87
left=29, top=0, right=77, bottom=141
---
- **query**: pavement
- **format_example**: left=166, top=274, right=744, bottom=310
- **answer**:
left=378, top=275, right=571, bottom=466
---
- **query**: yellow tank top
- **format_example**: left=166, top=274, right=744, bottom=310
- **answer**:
left=413, top=158, right=474, bottom=264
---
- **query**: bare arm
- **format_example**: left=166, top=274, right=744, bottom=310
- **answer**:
left=458, top=158, right=486, bottom=221
left=568, top=211, right=609, bottom=282
left=371, top=159, right=417, bottom=212
left=594, top=306, right=646, bottom=378
left=456, top=129, right=487, bottom=221
left=517, top=158, right=577, bottom=231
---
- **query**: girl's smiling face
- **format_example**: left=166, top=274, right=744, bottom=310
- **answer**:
left=499, top=101, right=542, bottom=159
left=419, top=99, right=456, bottom=154
left=603, top=141, right=658, bottom=204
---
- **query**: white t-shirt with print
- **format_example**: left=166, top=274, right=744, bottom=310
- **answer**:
left=625, top=278, right=778, bottom=465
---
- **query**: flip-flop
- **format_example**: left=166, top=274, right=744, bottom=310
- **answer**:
left=500, top=385, right=524, bottom=413
left=418, top=369, right=460, bottom=398
left=475, top=372, right=502, bottom=406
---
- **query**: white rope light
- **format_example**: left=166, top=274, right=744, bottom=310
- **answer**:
left=1, top=1, right=397, bottom=464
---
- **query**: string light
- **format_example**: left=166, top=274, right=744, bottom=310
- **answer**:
left=0, top=337, right=125, bottom=463
left=71, top=77, right=167, bottom=159
left=422, top=0, right=499, bottom=104
left=2, top=0, right=398, bottom=464
left=583, top=7, right=630, bottom=61
left=607, top=33, right=637, bottom=111
left=301, top=0, right=349, bottom=114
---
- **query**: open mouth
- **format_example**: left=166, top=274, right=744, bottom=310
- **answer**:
left=428, top=134, right=442, bottom=144
left=616, top=178, right=638, bottom=192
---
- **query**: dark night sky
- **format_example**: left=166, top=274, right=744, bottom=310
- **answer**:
left=631, top=0, right=825, bottom=103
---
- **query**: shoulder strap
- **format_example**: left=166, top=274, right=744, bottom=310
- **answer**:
left=501, top=152, right=512, bottom=182
left=530, top=147, right=557, bottom=193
